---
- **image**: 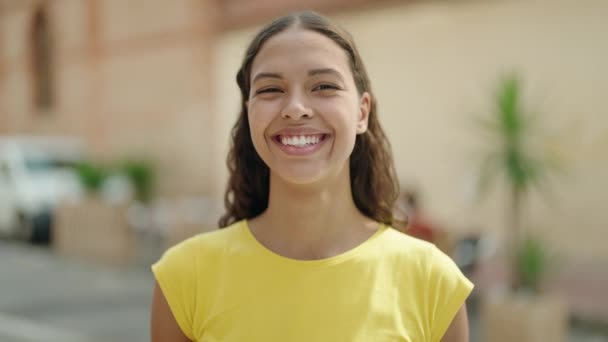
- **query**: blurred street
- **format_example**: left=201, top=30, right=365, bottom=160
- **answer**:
left=0, top=240, right=154, bottom=342
left=1, top=0, right=608, bottom=341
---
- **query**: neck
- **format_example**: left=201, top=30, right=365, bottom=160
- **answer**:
left=249, top=166, right=378, bottom=260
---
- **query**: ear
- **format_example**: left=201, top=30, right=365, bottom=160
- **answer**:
left=356, top=92, right=371, bottom=134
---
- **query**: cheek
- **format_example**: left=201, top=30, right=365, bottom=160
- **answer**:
left=326, top=102, right=361, bottom=154
left=317, top=99, right=360, bottom=132
left=249, top=97, right=285, bottom=128
left=247, top=106, right=275, bottom=152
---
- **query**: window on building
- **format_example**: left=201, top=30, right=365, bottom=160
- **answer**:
left=31, top=7, right=54, bottom=111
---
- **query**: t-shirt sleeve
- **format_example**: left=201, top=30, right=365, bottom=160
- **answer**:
left=426, top=245, right=474, bottom=342
left=151, top=239, right=198, bottom=340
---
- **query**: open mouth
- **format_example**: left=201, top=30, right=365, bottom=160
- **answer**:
left=273, top=134, right=329, bottom=148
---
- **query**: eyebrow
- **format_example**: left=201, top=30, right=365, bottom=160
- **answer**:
left=251, top=68, right=344, bottom=85
left=308, top=68, right=344, bottom=81
left=251, top=72, right=283, bottom=85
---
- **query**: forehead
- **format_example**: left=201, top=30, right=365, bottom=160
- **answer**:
left=250, top=28, right=351, bottom=78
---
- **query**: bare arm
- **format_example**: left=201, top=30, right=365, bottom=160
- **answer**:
left=150, top=282, right=191, bottom=342
left=441, top=304, right=469, bottom=342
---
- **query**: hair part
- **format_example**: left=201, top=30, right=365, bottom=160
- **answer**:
left=219, top=11, right=400, bottom=228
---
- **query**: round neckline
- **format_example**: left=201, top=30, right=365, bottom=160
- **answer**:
left=241, top=219, right=388, bottom=267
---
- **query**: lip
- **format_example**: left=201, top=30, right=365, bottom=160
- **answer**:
left=271, top=127, right=330, bottom=138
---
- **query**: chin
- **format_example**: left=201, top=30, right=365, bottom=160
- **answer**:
left=272, top=162, right=347, bottom=188
left=276, top=170, right=326, bottom=186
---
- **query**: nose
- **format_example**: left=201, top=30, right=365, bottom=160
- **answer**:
left=281, top=91, right=313, bottom=120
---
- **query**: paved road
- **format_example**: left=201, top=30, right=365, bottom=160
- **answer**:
left=0, top=240, right=155, bottom=342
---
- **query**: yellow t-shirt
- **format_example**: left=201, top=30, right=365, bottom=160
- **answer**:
left=152, top=220, right=473, bottom=342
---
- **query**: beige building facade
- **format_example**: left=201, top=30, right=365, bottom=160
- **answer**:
left=1, top=0, right=220, bottom=196
left=0, top=0, right=390, bottom=194
left=1, top=0, right=607, bottom=261
left=213, top=0, right=608, bottom=262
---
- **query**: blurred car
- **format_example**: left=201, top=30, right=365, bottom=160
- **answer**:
left=0, top=135, right=85, bottom=243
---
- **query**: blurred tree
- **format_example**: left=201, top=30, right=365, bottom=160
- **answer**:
left=475, top=73, right=560, bottom=292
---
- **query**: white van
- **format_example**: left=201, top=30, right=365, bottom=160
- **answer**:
left=0, top=136, right=85, bottom=242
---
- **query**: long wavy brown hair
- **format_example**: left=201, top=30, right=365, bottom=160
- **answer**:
left=219, top=11, right=400, bottom=228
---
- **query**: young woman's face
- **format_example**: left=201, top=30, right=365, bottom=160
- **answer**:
left=247, top=28, right=370, bottom=186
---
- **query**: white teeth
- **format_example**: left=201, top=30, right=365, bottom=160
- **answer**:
left=279, top=135, right=323, bottom=147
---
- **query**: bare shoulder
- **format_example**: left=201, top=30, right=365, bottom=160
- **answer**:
left=440, top=304, right=469, bottom=342
left=150, top=282, right=192, bottom=342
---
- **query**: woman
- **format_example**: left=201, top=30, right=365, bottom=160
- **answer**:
left=151, top=11, right=473, bottom=341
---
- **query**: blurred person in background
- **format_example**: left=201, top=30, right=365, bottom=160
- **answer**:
left=399, top=189, right=437, bottom=243
left=398, top=188, right=456, bottom=263
left=150, top=11, right=472, bottom=342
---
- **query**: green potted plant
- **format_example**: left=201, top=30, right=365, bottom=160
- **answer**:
left=474, top=73, right=568, bottom=342
left=55, top=159, right=137, bottom=265
left=117, top=158, right=155, bottom=204
left=74, top=161, right=107, bottom=195
left=516, top=235, right=548, bottom=294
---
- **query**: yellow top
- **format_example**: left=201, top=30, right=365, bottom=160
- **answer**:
left=152, top=220, right=473, bottom=342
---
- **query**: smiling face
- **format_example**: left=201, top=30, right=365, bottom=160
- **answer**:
left=247, top=27, right=370, bottom=186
